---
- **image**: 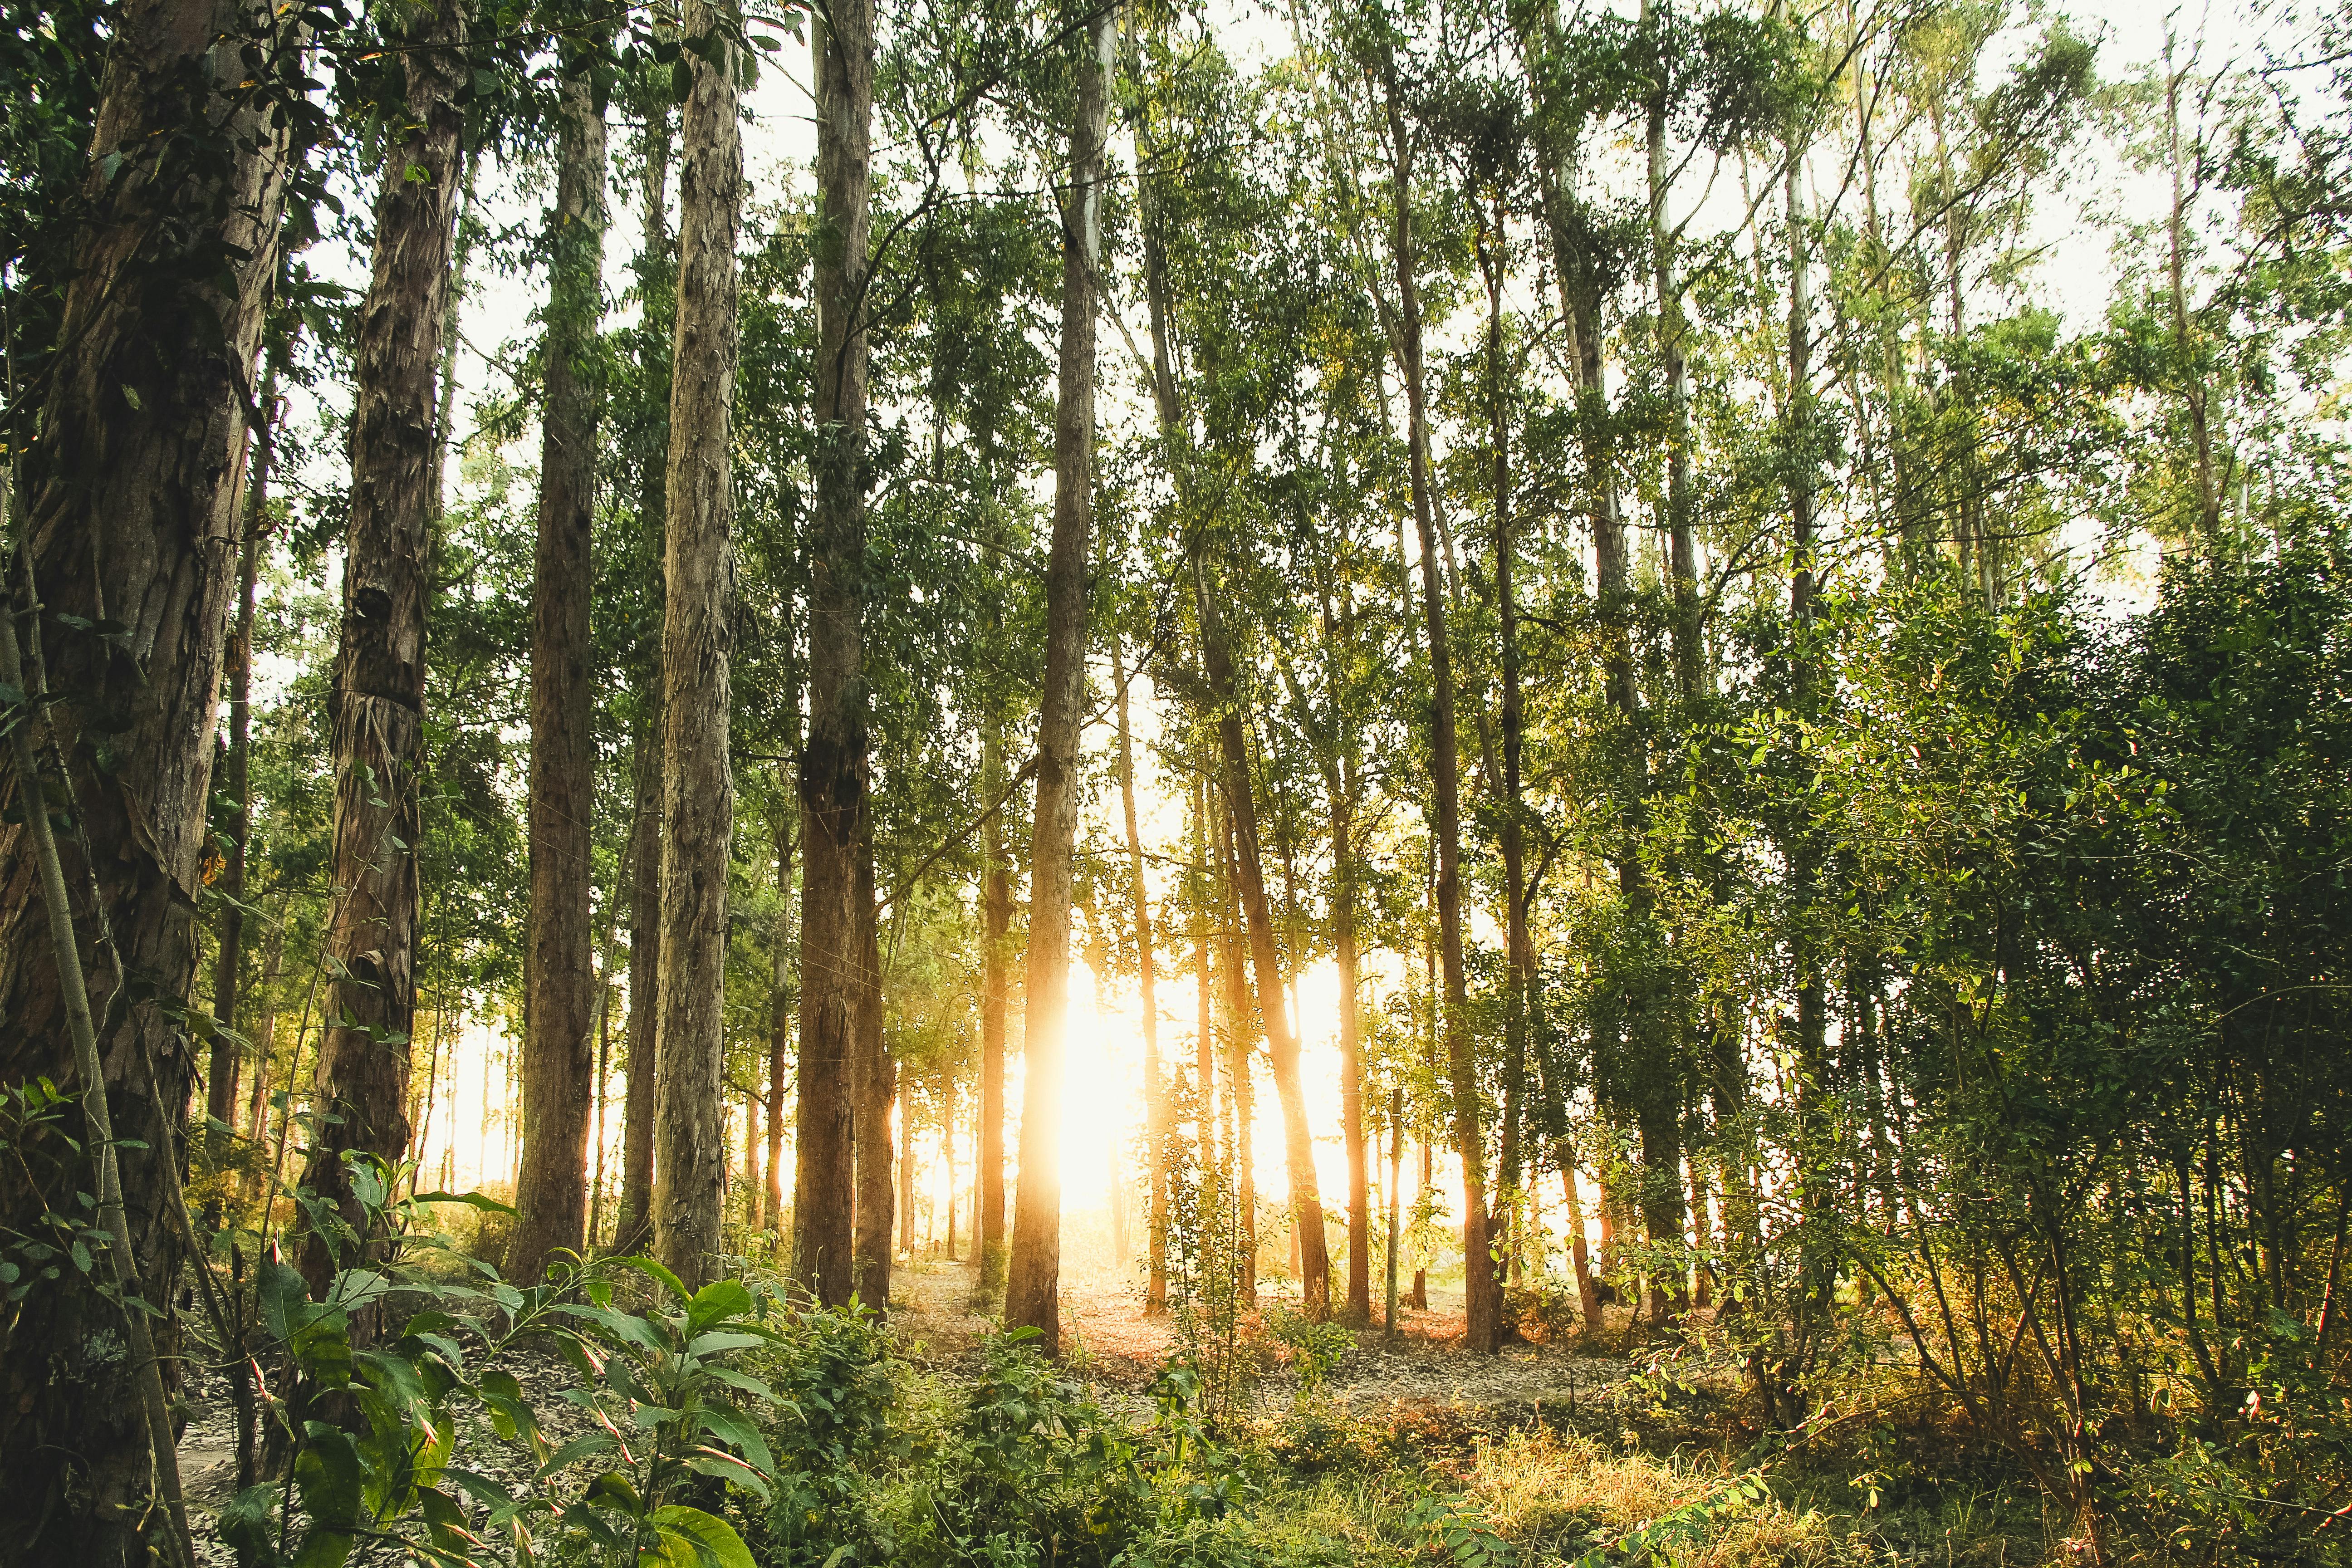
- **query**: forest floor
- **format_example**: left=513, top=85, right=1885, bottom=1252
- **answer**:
left=175, top=1252, right=2070, bottom=1566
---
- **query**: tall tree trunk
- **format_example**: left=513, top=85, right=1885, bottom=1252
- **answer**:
left=1333, top=772, right=1370, bottom=1323
left=652, top=0, right=741, bottom=1292
left=795, top=0, right=875, bottom=1308
left=615, top=103, right=673, bottom=1259
left=209, top=388, right=276, bottom=1150
left=765, top=796, right=793, bottom=1246
left=978, top=716, right=1010, bottom=1284
left=1007, top=1, right=1113, bottom=1352
left=511, top=74, right=607, bottom=1284
left=1382, top=58, right=1499, bottom=1354
left=298, top=0, right=464, bottom=1298
left=0, top=0, right=287, bottom=1544
left=852, top=855, right=893, bottom=1305
left=589, top=919, right=616, bottom=1246
left=1483, top=192, right=1533, bottom=1308
left=1215, top=800, right=1259, bottom=1306
left=1194, top=588, right=1331, bottom=1318
left=1113, top=640, right=1170, bottom=1314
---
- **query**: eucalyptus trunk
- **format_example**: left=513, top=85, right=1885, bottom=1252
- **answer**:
left=299, top=0, right=464, bottom=1298
left=652, top=0, right=741, bottom=1291
left=795, top=0, right=875, bottom=1308
left=0, top=0, right=287, bottom=1544
left=978, top=716, right=1010, bottom=1285
left=615, top=101, right=673, bottom=1258
left=1007, top=1, right=1114, bottom=1352
left=209, top=394, right=274, bottom=1141
left=1113, top=641, right=1170, bottom=1314
left=1382, top=56, right=1499, bottom=1354
left=512, top=74, right=607, bottom=1284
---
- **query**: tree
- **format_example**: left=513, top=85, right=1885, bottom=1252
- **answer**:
left=299, top=0, right=465, bottom=1297
left=795, top=0, right=876, bottom=1309
left=1007, top=0, right=1116, bottom=1352
left=652, top=0, right=742, bottom=1292
left=511, top=66, right=608, bottom=1285
left=0, top=0, right=289, bottom=1542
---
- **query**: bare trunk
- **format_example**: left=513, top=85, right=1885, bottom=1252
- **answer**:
left=1383, top=59, right=1498, bottom=1353
left=512, top=75, right=607, bottom=1284
left=852, top=858, right=893, bottom=1305
left=1215, top=802, right=1259, bottom=1306
left=298, top=0, right=463, bottom=1297
left=615, top=105, right=672, bottom=1259
left=765, top=801, right=793, bottom=1245
left=1007, top=2, right=1113, bottom=1353
left=652, top=0, right=741, bottom=1292
left=1643, top=12, right=1701, bottom=698
left=209, top=393, right=275, bottom=1140
left=2166, top=48, right=2220, bottom=543
left=795, top=0, right=874, bottom=1308
left=1113, top=641, right=1170, bottom=1314
left=978, top=717, right=1010, bottom=1282
left=1334, top=786, right=1369, bottom=1323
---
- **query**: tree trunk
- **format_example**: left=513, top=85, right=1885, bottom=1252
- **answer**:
left=978, top=716, right=1010, bottom=1284
left=0, top=0, right=287, bottom=1544
left=942, top=1076, right=959, bottom=1259
left=511, top=74, right=607, bottom=1285
left=615, top=102, right=672, bottom=1259
left=1215, top=801, right=1259, bottom=1307
left=1382, top=57, right=1498, bottom=1353
left=852, top=858, right=893, bottom=1305
left=298, top=0, right=464, bottom=1298
left=1334, top=778, right=1370, bottom=1324
left=765, top=798, right=793, bottom=1246
left=209, top=390, right=276, bottom=1144
left=795, top=0, right=875, bottom=1308
left=1483, top=191, right=1532, bottom=1314
left=2166, top=45, right=2220, bottom=544
left=899, top=1062, right=917, bottom=1254
left=652, top=0, right=741, bottom=1292
left=1007, top=1, right=1113, bottom=1354
left=1113, top=640, right=1170, bottom=1314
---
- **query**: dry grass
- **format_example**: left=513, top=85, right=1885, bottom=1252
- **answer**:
left=1461, top=1429, right=1877, bottom=1567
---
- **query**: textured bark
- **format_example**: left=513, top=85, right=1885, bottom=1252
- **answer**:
left=0, top=0, right=288, bottom=1534
left=651, top=0, right=741, bottom=1292
left=852, top=852, right=893, bottom=1305
left=510, top=75, right=607, bottom=1285
left=977, top=717, right=1009, bottom=1282
left=1113, top=642, right=1169, bottom=1315
left=794, top=0, right=874, bottom=1309
left=615, top=106, right=672, bottom=1259
left=1383, top=63, right=1499, bottom=1353
left=297, top=0, right=463, bottom=1298
left=1006, top=0, right=1113, bottom=1353
left=617, top=697, right=662, bottom=1253
left=765, top=801, right=793, bottom=1245
left=209, top=398, right=272, bottom=1137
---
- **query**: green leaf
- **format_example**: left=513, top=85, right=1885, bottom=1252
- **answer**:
left=646, top=1504, right=755, bottom=1568
left=696, top=1403, right=773, bottom=1476
left=683, top=1279, right=753, bottom=1338
left=410, top=1189, right=518, bottom=1215
left=609, top=1254, right=692, bottom=1302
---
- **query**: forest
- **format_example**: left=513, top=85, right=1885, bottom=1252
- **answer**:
left=2, top=0, right=2350, bottom=1560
